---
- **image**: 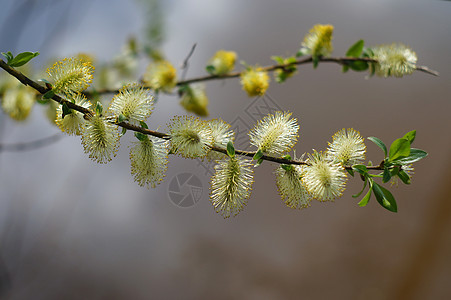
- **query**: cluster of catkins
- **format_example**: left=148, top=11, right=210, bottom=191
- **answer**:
left=0, top=24, right=419, bottom=218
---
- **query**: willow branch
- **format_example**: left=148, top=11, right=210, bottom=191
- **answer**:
left=0, top=133, right=62, bottom=152
left=81, top=56, right=438, bottom=96
left=0, top=58, right=385, bottom=171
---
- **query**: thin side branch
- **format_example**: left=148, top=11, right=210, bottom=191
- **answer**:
left=0, top=58, right=385, bottom=170
left=81, top=56, right=438, bottom=96
left=0, top=133, right=62, bottom=152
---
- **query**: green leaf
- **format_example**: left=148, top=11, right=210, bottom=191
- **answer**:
left=373, top=183, right=397, bottom=212
left=391, top=148, right=427, bottom=165
left=346, top=40, right=365, bottom=57
left=281, top=154, right=292, bottom=160
left=352, top=164, right=368, bottom=175
left=120, top=127, right=127, bottom=137
left=402, top=130, right=416, bottom=144
left=346, top=168, right=355, bottom=177
left=312, top=56, right=319, bottom=69
left=134, top=132, right=148, bottom=141
left=348, top=61, right=369, bottom=72
left=352, top=178, right=368, bottom=198
left=389, top=138, right=410, bottom=161
left=368, top=136, right=387, bottom=157
left=205, top=65, right=215, bottom=74
left=8, top=51, right=39, bottom=67
left=382, top=167, right=391, bottom=183
left=95, top=102, right=103, bottom=116
left=254, top=158, right=264, bottom=167
left=342, top=65, right=349, bottom=73
left=358, top=188, right=372, bottom=207
left=227, top=141, right=235, bottom=158
left=281, top=164, right=293, bottom=171
left=271, top=56, right=285, bottom=64
left=1, top=51, right=13, bottom=62
left=42, top=90, right=55, bottom=99
left=36, top=97, right=49, bottom=105
left=397, top=170, right=411, bottom=185
left=139, top=121, right=149, bottom=129
left=118, top=114, right=126, bottom=123
left=253, top=149, right=263, bottom=161
left=62, top=102, right=72, bottom=118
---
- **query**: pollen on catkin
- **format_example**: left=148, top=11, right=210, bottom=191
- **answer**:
left=56, top=93, right=92, bottom=135
left=108, top=83, right=154, bottom=124
left=327, top=128, right=366, bottom=166
left=240, top=67, right=270, bottom=97
left=81, top=114, right=120, bottom=164
left=1, top=86, right=35, bottom=121
left=167, top=115, right=213, bottom=159
left=302, top=151, right=347, bottom=201
left=179, top=85, right=209, bottom=116
left=301, top=24, right=334, bottom=57
left=248, top=111, right=299, bottom=155
left=275, top=164, right=312, bottom=210
left=210, top=156, right=254, bottom=218
left=207, top=50, right=237, bottom=75
left=47, top=57, right=94, bottom=94
left=370, top=43, right=417, bottom=77
left=143, top=60, right=177, bottom=92
left=130, top=136, right=169, bottom=188
left=206, top=119, right=235, bottom=161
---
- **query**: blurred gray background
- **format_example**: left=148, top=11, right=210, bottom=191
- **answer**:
left=1, top=0, right=451, bottom=299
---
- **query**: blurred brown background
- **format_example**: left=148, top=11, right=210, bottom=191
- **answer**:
left=1, top=0, right=451, bottom=299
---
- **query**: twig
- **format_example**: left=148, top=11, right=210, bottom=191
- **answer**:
left=0, top=58, right=386, bottom=170
left=0, top=133, right=62, bottom=152
left=180, top=43, right=197, bottom=81
left=80, top=56, right=438, bottom=96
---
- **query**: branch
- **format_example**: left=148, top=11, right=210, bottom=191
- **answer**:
left=80, top=56, right=438, bottom=96
left=0, top=133, right=62, bottom=152
left=0, top=58, right=385, bottom=171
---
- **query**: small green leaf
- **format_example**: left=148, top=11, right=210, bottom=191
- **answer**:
left=62, top=102, right=72, bottom=118
left=139, top=121, right=149, bottom=129
left=382, top=167, right=391, bottom=183
left=373, top=183, right=397, bottom=212
left=118, top=114, right=126, bottom=123
left=391, top=148, right=427, bottom=165
left=1, top=51, right=13, bottom=62
left=389, top=138, right=410, bottom=161
left=402, top=130, right=416, bottom=144
left=134, top=132, right=148, bottom=141
left=254, top=158, right=264, bottom=167
left=397, top=170, right=411, bottom=185
left=8, top=51, right=40, bottom=67
left=342, top=65, right=349, bottom=73
left=120, top=127, right=127, bottom=136
left=352, top=178, right=368, bottom=198
left=346, top=168, right=355, bottom=177
left=358, top=188, right=372, bottom=207
left=281, top=164, right=293, bottom=171
left=352, top=164, right=368, bottom=175
left=271, top=56, right=285, bottom=64
left=95, top=102, right=103, bottom=116
left=227, top=141, right=235, bottom=158
left=43, top=90, right=55, bottom=99
left=346, top=40, right=365, bottom=57
left=253, top=149, right=263, bottom=161
left=205, top=65, right=215, bottom=74
left=368, top=136, right=387, bottom=157
left=348, top=61, right=369, bottom=72
left=312, top=56, right=319, bottom=69
left=282, top=154, right=292, bottom=160
left=36, top=97, right=49, bottom=105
